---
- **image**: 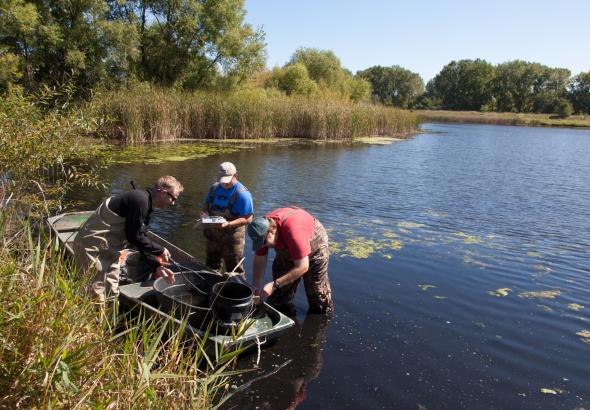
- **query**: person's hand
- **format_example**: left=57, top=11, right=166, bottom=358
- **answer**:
left=260, top=281, right=274, bottom=298
left=155, top=265, right=175, bottom=284
left=220, top=221, right=231, bottom=229
left=160, top=248, right=171, bottom=263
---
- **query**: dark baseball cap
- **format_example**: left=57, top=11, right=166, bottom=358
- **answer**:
left=247, top=217, right=270, bottom=251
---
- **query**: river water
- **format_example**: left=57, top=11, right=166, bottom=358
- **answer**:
left=73, top=123, right=590, bottom=409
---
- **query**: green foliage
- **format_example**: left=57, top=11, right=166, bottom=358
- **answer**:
left=289, top=48, right=343, bottom=87
left=0, top=88, right=103, bottom=212
left=263, top=48, right=370, bottom=102
left=276, top=63, right=316, bottom=96
left=427, top=59, right=494, bottom=111
left=358, top=65, right=424, bottom=108
left=554, top=98, right=573, bottom=118
left=569, top=71, right=590, bottom=114
left=493, top=61, right=566, bottom=113
left=0, top=0, right=265, bottom=92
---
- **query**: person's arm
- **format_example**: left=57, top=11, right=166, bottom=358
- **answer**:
left=252, top=253, right=268, bottom=293
left=221, top=214, right=253, bottom=229
left=260, top=256, right=309, bottom=298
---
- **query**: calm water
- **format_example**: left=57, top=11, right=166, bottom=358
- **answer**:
left=72, top=123, right=590, bottom=409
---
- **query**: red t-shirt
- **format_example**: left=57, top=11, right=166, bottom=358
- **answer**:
left=255, top=208, right=315, bottom=260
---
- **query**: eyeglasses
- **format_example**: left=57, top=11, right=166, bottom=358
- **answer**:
left=164, top=191, right=178, bottom=202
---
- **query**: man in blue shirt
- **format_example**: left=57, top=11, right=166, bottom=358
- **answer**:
left=201, top=162, right=253, bottom=276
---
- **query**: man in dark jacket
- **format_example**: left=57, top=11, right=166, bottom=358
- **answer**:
left=74, top=176, right=183, bottom=302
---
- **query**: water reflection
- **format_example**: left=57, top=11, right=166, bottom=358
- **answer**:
left=227, top=314, right=331, bottom=409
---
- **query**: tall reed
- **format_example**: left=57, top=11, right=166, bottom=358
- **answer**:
left=0, top=210, right=242, bottom=408
left=93, top=87, right=420, bottom=143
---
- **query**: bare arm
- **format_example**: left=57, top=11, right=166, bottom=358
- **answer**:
left=222, top=214, right=253, bottom=229
left=252, top=253, right=268, bottom=291
left=260, top=256, right=309, bottom=298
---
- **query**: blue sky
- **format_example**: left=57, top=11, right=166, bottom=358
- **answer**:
left=244, top=0, right=590, bottom=82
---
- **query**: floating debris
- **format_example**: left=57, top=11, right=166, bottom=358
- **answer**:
left=454, top=232, right=482, bottom=244
left=433, top=296, right=447, bottom=300
left=568, top=303, right=584, bottom=311
left=537, top=304, right=553, bottom=312
left=488, top=288, right=512, bottom=297
left=397, top=222, right=426, bottom=229
left=540, top=388, right=566, bottom=395
left=576, top=330, right=590, bottom=339
left=532, top=264, right=552, bottom=275
left=527, top=251, right=542, bottom=257
left=518, top=290, right=561, bottom=299
left=424, top=209, right=447, bottom=217
left=383, top=255, right=392, bottom=260
left=418, top=284, right=436, bottom=291
left=383, top=230, right=399, bottom=238
left=463, top=255, right=488, bottom=269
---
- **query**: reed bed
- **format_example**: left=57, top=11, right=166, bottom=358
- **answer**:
left=94, top=88, right=419, bottom=143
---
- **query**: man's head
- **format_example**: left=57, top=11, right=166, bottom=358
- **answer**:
left=218, top=162, right=238, bottom=188
left=153, top=175, right=184, bottom=207
left=247, top=217, right=277, bottom=251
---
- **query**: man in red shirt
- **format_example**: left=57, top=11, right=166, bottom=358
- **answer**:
left=247, top=207, right=333, bottom=314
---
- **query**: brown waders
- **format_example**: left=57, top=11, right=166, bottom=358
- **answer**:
left=73, top=198, right=152, bottom=302
left=203, top=183, right=248, bottom=276
left=268, top=218, right=333, bottom=315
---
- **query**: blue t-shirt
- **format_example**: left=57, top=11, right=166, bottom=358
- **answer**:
left=204, top=181, right=254, bottom=217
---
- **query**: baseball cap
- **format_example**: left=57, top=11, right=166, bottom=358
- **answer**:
left=247, top=217, right=270, bottom=251
left=218, top=162, right=237, bottom=183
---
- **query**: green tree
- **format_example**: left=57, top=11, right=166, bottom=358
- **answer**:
left=275, top=63, right=316, bottom=96
left=285, top=47, right=370, bottom=101
left=492, top=61, right=549, bottom=112
left=358, top=65, right=424, bottom=108
left=0, top=0, right=139, bottom=92
left=289, top=48, right=343, bottom=87
left=569, top=70, right=590, bottom=114
left=140, top=0, right=265, bottom=89
left=428, top=59, right=494, bottom=110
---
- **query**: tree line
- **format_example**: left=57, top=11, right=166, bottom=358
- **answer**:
left=1, top=1, right=588, bottom=115
left=359, top=60, right=590, bottom=116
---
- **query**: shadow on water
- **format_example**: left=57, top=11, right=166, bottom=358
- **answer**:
left=226, top=313, right=332, bottom=410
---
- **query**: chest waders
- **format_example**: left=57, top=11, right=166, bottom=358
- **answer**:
left=267, top=208, right=334, bottom=315
left=73, top=197, right=127, bottom=302
left=203, top=183, right=249, bottom=275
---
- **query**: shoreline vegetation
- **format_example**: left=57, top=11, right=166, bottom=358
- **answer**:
left=414, top=109, right=590, bottom=129
left=95, top=88, right=419, bottom=143
left=0, top=92, right=247, bottom=408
